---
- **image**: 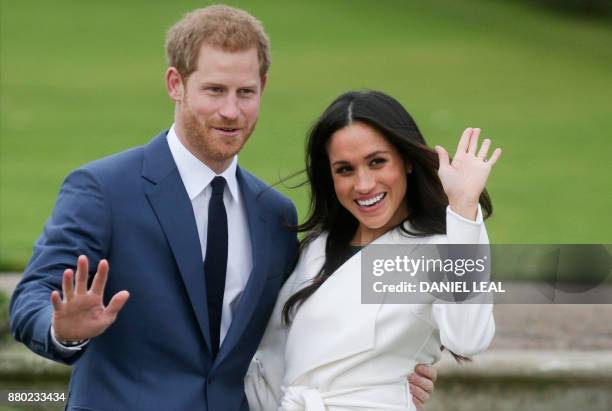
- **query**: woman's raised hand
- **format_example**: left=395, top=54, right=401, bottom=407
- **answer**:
left=434, top=128, right=502, bottom=220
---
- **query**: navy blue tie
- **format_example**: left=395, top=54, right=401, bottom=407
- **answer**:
left=204, top=176, right=227, bottom=358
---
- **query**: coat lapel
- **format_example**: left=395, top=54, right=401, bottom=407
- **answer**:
left=284, top=231, right=403, bottom=384
left=284, top=250, right=380, bottom=384
left=216, top=167, right=271, bottom=365
left=142, top=132, right=213, bottom=354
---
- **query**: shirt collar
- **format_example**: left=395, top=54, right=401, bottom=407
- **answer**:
left=167, top=124, right=239, bottom=201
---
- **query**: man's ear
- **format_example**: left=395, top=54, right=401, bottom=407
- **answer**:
left=260, top=74, right=268, bottom=95
left=166, top=67, right=184, bottom=102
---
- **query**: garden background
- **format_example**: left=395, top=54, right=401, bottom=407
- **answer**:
left=1, top=1, right=611, bottom=409
left=2, top=0, right=611, bottom=272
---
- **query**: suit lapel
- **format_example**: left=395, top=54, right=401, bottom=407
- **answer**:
left=142, top=132, right=213, bottom=354
left=216, top=167, right=271, bottom=365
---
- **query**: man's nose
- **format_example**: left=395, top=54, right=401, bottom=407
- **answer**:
left=218, top=94, right=240, bottom=120
left=354, top=169, right=376, bottom=193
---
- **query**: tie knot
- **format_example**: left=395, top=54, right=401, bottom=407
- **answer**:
left=211, top=176, right=226, bottom=196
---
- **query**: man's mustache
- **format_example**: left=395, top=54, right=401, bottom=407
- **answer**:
left=209, top=121, right=245, bottom=129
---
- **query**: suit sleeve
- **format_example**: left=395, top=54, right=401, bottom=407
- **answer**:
left=281, top=200, right=299, bottom=282
left=9, top=168, right=112, bottom=364
left=431, top=205, right=495, bottom=358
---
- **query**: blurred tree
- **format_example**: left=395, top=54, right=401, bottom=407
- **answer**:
left=517, top=0, right=612, bottom=18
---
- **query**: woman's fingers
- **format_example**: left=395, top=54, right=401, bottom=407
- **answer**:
left=487, top=147, right=502, bottom=166
left=477, top=138, right=491, bottom=160
left=434, top=146, right=450, bottom=169
left=468, top=128, right=480, bottom=155
left=456, top=128, right=472, bottom=154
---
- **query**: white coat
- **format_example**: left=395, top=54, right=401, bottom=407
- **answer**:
left=245, top=206, right=495, bottom=410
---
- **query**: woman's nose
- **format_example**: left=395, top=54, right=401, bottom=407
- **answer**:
left=354, top=170, right=376, bottom=193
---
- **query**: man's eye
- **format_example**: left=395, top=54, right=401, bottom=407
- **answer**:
left=206, top=87, right=223, bottom=94
left=239, top=89, right=256, bottom=95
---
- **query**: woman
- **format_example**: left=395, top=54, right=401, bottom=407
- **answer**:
left=245, top=90, right=501, bottom=410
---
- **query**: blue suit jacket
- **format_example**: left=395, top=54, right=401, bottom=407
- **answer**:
left=9, top=131, right=299, bottom=411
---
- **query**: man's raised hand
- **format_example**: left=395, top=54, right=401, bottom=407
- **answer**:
left=51, top=255, right=129, bottom=341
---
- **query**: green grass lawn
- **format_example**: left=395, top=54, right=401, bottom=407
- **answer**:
left=1, top=0, right=611, bottom=270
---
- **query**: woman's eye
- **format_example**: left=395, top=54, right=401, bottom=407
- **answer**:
left=335, top=166, right=352, bottom=174
left=370, top=158, right=387, bottom=167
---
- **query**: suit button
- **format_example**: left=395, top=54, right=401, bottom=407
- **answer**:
left=208, top=377, right=214, bottom=385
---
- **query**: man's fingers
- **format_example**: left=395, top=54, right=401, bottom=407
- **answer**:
left=456, top=127, right=472, bottom=154
left=75, top=255, right=89, bottom=294
left=409, top=372, right=435, bottom=394
left=434, top=146, right=450, bottom=169
left=415, top=363, right=438, bottom=383
left=409, top=384, right=430, bottom=406
left=412, top=395, right=424, bottom=411
left=62, top=269, right=74, bottom=302
left=477, top=138, right=491, bottom=160
left=468, top=128, right=480, bottom=155
left=105, top=291, right=130, bottom=318
left=50, top=290, right=63, bottom=312
left=487, top=147, right=502, bottom=166
left=90, top=259, right=109, bottom=296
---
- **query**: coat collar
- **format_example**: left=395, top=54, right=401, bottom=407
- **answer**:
left=283, top=227, right=418, bottom=384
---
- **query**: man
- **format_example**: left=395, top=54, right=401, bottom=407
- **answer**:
left=9, top=5, right=436, bottom=410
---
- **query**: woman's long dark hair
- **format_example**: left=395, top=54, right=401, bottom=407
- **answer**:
left=282, top=91, right=493, bottom=343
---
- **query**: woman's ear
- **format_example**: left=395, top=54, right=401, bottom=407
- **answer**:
left=405, top=161, right=413, bottom=174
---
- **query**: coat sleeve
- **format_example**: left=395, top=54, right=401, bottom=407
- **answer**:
left=245, top=234, right=325, bottom=410
left=244, top=356, right=282, bottom=411
left=244, top=269, right=296, bottom=411
left=8, top=168, right=112, bottom=364
left=431, top=205, right=495, bottom=358
left=281, top=201, right=300, bottom=282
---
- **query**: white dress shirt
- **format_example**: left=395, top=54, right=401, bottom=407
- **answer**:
left=167, top=125, right=253, bottom=344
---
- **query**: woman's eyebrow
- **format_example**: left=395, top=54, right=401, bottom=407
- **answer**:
left=364, top=150, right=391, bottom=159
left=331, top=151, right=391, bottom=166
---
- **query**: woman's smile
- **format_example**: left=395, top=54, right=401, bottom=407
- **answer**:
left=354, top=192, right=387, bottom=211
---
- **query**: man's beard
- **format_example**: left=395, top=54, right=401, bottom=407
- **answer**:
left=180, top=104, right=254, bottom=163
